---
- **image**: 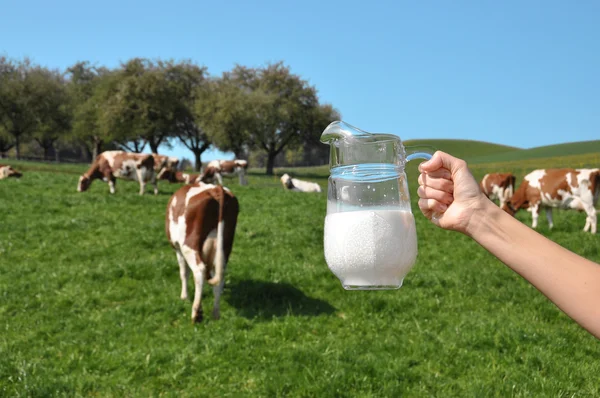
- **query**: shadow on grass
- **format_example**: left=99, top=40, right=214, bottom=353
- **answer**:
left=226, top=279, right=336, bottom=319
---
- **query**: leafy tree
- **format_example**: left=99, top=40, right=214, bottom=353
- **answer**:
left=0, top=57, right=38, bottom=159
left=0, top=57, right=72, bottom=160
left=200, top=76, right=253, bottom=159
left=31, top=68, right=71, bottom=160
left=0, top=129, right=14, bottom=156
left=100, top=58, right=184, bottom=154
left=167, top=61, right=210, bottom=171
left=66, top=62, right=110, bottom=160
left=225, top=62, right=325, bottom=175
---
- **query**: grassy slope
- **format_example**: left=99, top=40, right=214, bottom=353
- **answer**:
left=1, top=163, right=599, bottom=396
left=468, top=140, right=600, bottom=164
left=402, top=139, right=519, bottom=161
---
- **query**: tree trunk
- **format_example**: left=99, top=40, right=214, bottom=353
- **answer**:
left=43, top=145, right=51, bottom=161
left=149, top=140, right=159, bottom=154
left=54, top=143, right=60, bottom=163
left=93, top=138, right=102, bottom=159
left=15, top=135, right=20, bottom=160
left=266, top=151, right=277, bottom=176
left=193, top=150, right=202, bottom=172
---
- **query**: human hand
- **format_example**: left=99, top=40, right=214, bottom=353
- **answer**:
left=417, top=151, right=489, bottom=235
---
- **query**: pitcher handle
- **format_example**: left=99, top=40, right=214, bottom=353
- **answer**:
left=405, top=145, right=435, bottom=162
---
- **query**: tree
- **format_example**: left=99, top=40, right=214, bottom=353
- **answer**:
left=167, top=61, right=210, bottom=171
left=201, top=76, right=253, bottom=159
left=0, top=57, right=38, bottom=159
left=66, top=62, right=110, bottom=160
left=0, top=130, right=14, bottom=157
left=0, top=57, right=72, bottom=160
left=225, top=62, right=325, bottom=175
left=100, top=58, right=184, bottom=154
left=31, top=68, right=71, bottom=161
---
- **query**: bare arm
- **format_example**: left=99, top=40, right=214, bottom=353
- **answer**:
left=417, top=151, right=600, bottom=339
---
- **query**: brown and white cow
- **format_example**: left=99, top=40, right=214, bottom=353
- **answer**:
left=159, top=170, right=201, bottom=184
left=503, top=168, right=600, bottom=233
left=166, top=183, right=239, bottom=322
left=280, top=173, right=322, bottom=193
left=200, top=159, right=248, bottom=186
left=77, top=150, right=157, bottom=195
left=152, top=154, right=180, bottom=180
left=480, top=172, right=516, bottom=209
left=0, top=164, right=22, bottom=179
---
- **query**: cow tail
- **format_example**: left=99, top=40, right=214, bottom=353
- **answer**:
left=208, top=185, right=225, bottom=286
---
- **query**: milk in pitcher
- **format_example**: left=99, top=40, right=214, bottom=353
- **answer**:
left=324, top=208, right=417, bottom=289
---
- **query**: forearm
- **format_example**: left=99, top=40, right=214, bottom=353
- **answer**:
left=466, top=200, right=600, bottom=339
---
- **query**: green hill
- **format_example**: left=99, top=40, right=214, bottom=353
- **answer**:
left=467, top=140, right=600, bottom=164
left=402, top=138, right=600, bottom=165
left=402, top=139, right=519, bottom=161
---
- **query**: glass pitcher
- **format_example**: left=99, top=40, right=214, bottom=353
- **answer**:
left=320, top=121, right=434, bottom=290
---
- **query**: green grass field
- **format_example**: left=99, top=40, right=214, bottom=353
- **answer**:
left=1, top=152, right=599, bottom=397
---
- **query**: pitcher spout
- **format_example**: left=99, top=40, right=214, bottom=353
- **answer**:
left=320, top=121, right=372, bottom=144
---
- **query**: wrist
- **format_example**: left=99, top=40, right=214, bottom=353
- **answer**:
left=464, top=196, right=499, bottom=238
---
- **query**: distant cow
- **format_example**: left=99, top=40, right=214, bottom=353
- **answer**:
left=280, top=173, right=322, bottom=193
left=480, top=173, right=516, bottom=208
left=152, top=154, right=179, bottom=180
left=0, top=164, right=22, bottom=179
left=503, top=168, right=600, bottom=233
left=77, top=151, right=157, bottom=195
left=159, top=170, right=200, bottom=184
left=200, top=159, right=248, bottom=186
left=166, top=183, right=239, bottom=322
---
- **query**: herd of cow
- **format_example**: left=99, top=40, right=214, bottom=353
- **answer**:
left=480, top=168, right=600, bottom=234
left=2, top=153, right=598, bottom=322
left=1, top=150, right=323, bottom=322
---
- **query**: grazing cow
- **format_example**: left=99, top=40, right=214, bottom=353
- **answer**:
left=480, top=172, right=516, bottom=208
left=77, top=151, right=157, bottom=195
left=166, top=183, right=239, bottom=322
left=0, top=164, right=22, bottom=179
left=200, top=159, right=249, bottom=186
left=503, top=168, right=600, bottom=233
left=159, top=170, right=200, bottom=184
left=280, top=173, right=322, bottom=193
left=152, top=154, right=180, bottom=180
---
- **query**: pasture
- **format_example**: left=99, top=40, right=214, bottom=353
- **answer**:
left=1, top=154, right=600, bottom=396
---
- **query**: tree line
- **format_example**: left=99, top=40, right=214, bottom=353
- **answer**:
left=0, top=56, right=339, bottom=174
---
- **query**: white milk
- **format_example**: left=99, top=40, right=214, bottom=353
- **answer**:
left=324, top=209, right=418, bottom=289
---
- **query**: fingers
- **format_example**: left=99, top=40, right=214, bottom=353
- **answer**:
left=418, top=151, right=469, bottom=176
left=420, top=167, right=451, bottom=180
left=418, top=198, right=448, bottom=213
left=418, top=173, right=453, bottom=193
left=417, top=185, right=454, bottom=205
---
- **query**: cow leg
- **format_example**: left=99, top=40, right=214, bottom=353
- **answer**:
left=531, top=204, right=540, bottom=229
left=176, top=250, right=189, bottom=300
left=545, top=207, right=554, bottom=229
left=584, top=206, right=597, bottom=234
left=134, top=169, right=146, bottom=195
left=151, top=173, right=158, bottom=195
left=108, top=179, right=116, bottom=194
left=584, top=216, right=592, bottom=233
left=499, top=196, right=506, bottom=210
left=217, top=173, right=223, bottom=185
left=567, top=197, right=595, bottom=233
left=181, top=246, right=205, bottom=322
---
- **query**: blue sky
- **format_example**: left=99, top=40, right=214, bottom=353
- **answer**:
left=2, top=0, right=599, bottom=161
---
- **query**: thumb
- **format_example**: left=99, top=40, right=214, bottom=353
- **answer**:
left=419, top=151, right=468, bottom=176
